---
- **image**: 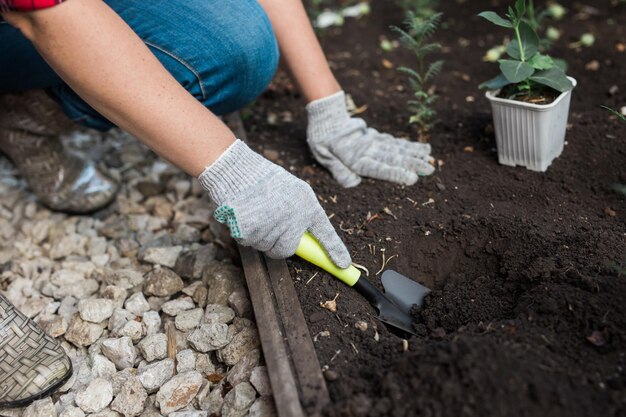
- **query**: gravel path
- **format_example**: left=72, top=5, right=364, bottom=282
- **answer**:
left=0, top=129, right=276, bottom=417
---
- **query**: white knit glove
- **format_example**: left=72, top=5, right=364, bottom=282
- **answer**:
left=307, top=91, right=435, bottom=188
left=198, top=140, right=351, bottom=268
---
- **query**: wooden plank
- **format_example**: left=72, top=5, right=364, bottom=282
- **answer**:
left=239, top=246, right=305, bottom=417
left=265, top=257, right=331, bottom=415
left=228, top=111, right=330, bottom=415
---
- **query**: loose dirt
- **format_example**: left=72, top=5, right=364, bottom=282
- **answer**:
left=244, top=0, right=626, bottom=415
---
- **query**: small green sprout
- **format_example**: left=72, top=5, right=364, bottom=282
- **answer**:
left=547, top=3, right=566, bottom=20
left=392, top=11, right=444, bottom=133
left=380, top=39, right=395, bottom=52
left=602, top=106, right=626, bottom=202
left=570, top=33, right=595, bottom=48
left=478, top=0, right=573, bottom=100
left=483, top=45, right=507, bottom=62
left=546, top=26, right=561, bottom=41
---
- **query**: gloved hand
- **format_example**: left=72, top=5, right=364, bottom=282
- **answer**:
left=198, top=139, right=351, bottom=268
left=307, top=90, right=435, bottom=188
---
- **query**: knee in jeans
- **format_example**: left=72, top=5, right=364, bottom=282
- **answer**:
left=201, top=11, right=279, bottom=114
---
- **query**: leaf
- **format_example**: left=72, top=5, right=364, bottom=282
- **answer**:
left=424, top=60, right=444, bottom=82
left=508, top=6, right=516, bottom=20
left=425, top=94, right=439, bottom=105
left=390, top=26, right=418, bottom=50
left=506, top=21, right=539, bottom=60
left=528, top=53, right=554, bottom=70
left=515, top=0, right=526, bottom=18
left=600, top=106, right=626, bottom=121
left=499, top=59, right=535, bottom=83
left=529, top=67, right=573, bottom=92
left=611, top=183, right=626, bottom=196
left=553, top=58, right=568, bottom=71
left=398, top=66, right=423, bottom=84
left=414, top=12, right=443, bottom=39
left=478, top=11, right=513, bottom=28
left=420, top=42, right=442, bottom=56
left=479, top=74, right=512, bottom=90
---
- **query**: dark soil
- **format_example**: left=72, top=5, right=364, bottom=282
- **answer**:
left=498, top=84, right=561, bottom=104
left=243, top=0, right=626, bottom=416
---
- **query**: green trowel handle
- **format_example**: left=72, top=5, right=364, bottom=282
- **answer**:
left=295, top=232, right=361, bottom=287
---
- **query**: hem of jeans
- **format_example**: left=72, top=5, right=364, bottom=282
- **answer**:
left=144, top=40, right=207, bottom=101
left=70, top=115, right=89, bottom=123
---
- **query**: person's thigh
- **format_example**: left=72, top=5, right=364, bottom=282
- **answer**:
left=0, top=0, right=279, bottom=129
left=106, top=0, right=279, bottom=116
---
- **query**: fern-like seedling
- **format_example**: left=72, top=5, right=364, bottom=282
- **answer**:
left=392, top=11, right=444, bottom=134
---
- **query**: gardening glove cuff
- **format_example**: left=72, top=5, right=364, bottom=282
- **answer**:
left=198, top=139, right=277, bottom=205
left=306, top=91, right=363, bottom=188
left=306, top=90, right=352, bottom=139
left=198, top=139, right=351, bottom=268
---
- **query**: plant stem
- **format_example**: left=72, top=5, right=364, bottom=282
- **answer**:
left=514, top=24, right=525, bottom=61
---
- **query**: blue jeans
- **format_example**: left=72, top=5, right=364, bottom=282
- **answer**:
left=0, top=0, right=279, bottom=130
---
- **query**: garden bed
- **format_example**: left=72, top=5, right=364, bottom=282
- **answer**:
left=244, top=0, right=626, bottom=416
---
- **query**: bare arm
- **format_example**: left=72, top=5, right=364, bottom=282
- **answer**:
left=257, top=0, right=341, bottom=102
left=3, top=0, right=235, bottom=177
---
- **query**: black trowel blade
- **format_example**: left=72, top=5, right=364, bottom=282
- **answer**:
left=381, top=269, right=431, bottom=314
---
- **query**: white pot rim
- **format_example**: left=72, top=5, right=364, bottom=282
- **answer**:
left=485, top=76, right=577, bottom=111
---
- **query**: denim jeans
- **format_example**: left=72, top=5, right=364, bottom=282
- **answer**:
left=0, top=0, right=279, bottom=130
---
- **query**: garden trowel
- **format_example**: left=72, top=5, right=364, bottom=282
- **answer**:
left=296, top=232, right=430, bottom=335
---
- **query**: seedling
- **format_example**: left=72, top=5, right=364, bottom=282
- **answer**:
left=601, top=105, right=626, bottom=122
left=546, top=26, right=561, bottom=41
left=478, top=0, right=573, bottom=102
left=483, top=45, right=507, bottom=62
left=602, top=105, right=626, bottom=201
left=392, top=12, right=444, bottom=133
left=569, top=33, right=595, bottom=49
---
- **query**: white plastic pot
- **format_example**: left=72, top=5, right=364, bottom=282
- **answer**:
left=485, top=77, right=577, bottom=172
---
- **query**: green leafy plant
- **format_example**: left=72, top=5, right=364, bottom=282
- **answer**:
left=478, top=0, right=573, bottom=100
left=482, top=1, right=565, bottom=62
left=392, top=11, right=444, bottom=133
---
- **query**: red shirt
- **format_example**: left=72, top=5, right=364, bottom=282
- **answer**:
left=0, top=0, right=65, bottom=12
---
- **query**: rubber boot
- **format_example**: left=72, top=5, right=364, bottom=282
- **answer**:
left=0, top=294, right=73, bottom=408
left=0, top=90, right=118, bottom=213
